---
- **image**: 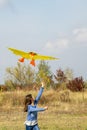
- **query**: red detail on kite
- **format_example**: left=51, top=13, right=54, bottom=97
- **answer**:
left=18, top=57, right=24, bottom=62
left=30, top=59, right=35, bottom=66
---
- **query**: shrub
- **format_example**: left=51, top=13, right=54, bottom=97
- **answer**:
left=66, top=77, right=85, bottom=92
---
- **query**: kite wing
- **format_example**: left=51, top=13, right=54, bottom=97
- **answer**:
left=33, top=54, right=58, bottom=60
left=8, top=47, right=58, bottom=60
left=8, top=47, right=34, bottom=59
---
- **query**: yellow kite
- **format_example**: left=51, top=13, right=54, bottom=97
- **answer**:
left=8, top=47, right=58, bottom=66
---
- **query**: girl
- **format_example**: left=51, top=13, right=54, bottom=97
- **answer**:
left=24, top=82, right=48, bottom=130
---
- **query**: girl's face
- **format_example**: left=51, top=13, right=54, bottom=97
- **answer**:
left=31, top=96, right=34, bottom=103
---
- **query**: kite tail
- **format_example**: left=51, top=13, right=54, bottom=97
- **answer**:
left=30, top=59, right=35, bottom=66
left=18, top=57, right=25, bottom=62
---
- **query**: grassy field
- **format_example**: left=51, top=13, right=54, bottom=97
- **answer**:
left=0, top=89, right=87, bottom=130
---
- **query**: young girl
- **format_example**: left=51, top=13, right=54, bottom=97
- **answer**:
left=24, top=82, right=48, bottom=130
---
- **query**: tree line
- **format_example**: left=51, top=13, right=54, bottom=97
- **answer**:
left=0, top=60, right=86, bottom=91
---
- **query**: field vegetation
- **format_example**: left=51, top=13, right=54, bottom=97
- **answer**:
left=0, top=61, right=87, bottom=130
left=0, top=88, right=87, bottom=130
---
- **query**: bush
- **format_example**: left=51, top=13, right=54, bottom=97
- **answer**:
left=66, top=77, right=85, bottom=92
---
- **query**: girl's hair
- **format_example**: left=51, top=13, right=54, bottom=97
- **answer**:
left=24, top=94, right=32, bottom=112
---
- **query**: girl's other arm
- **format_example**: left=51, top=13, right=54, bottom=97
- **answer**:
left=29, top=106, right=48, bottom=112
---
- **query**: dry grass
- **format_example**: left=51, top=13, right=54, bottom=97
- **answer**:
left=0, top=89, right=87, bottom=130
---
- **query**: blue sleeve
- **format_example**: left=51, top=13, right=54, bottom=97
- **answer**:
left=34, top=87, right=44, bottom=105
left=29, top=106, right=45, bottom=112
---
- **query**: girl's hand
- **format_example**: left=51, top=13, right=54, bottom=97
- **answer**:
left=41, top=81, right=45, bottom=88
left=44, top=106, right=48, bottom=110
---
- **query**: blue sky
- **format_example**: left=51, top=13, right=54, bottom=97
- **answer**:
left=0, top=0, right=87, bottom=83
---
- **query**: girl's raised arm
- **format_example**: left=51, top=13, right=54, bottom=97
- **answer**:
left=34, top=82, right=45, bottom=105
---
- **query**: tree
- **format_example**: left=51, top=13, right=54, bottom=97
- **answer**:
left=64, top=68, right=74, bottom=81
left=54, top=68, right=67, bottom=90
left=54, top=69, right=66, bottom=84
left=35, top=60, right=54, bottom=88
left=5, top=62, right=35, bottom=89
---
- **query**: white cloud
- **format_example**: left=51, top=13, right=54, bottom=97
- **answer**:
left=44, top=27, right=87, bottom=53
left=44, top=38, right=69, bottom=53
left=73, top=28, right=87, bottom=43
